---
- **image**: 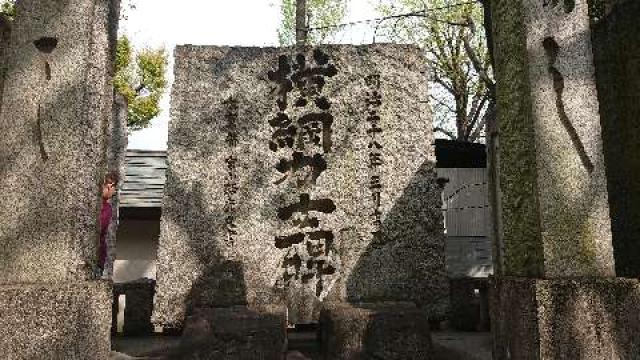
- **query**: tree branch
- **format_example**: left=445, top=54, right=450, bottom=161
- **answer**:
left=432, top=73, right=455, bottom=95
left=468, top=100, right=494, bottom=142
left=433, top=126, right=457, bottom=140
left=430, top=94, right=456, bottom=114
left=462, top=16, right=495, bottom=95
left=467, top=91, right=489, bottom=137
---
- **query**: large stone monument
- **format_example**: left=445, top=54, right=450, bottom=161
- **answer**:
left=151, top=44, right=447, bottom=355
left=0, top=0, right=120, bottom=358
left=489, top=0, right=640, bottom=358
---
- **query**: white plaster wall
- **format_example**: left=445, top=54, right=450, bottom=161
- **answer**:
left=113, top=219, right=160, bottom=283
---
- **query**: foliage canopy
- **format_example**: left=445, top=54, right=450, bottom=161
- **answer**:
left=1, top=0, right=167, bottom=131
left=278, top=0, right=349, bottom=45
left=114, top=36, right=168, bottom=130
left=0, top=0, right=15, bottom=20
left=377, top=0, right=493, bottom=142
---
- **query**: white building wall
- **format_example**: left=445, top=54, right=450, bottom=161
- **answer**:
left=113, top=219, right=160, bottom=283
left=437, top=168, right=493, bottom=278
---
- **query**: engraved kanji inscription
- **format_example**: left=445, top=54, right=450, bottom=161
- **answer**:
left=268, top=49, right=340, bottom=298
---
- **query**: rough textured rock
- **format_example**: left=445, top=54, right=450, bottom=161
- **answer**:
left=0, top=282, right=112, bottom=360
left=112, top=278, right=155, bottom=336
left=0, top=14, right=11, bottom=114
left=487, top=0, right=640, bottom=358
left=167, top=305, right=287, bottom=360
left=590, top=0, right=640, bottom=278
left=319, top=302, right=432, bottom=360
left=0, top=0, right=120, bottom=283
left=490, top=0, right=613, bottom=277
left=105, top=94, right=129, bottom=279
left=491, top=277, right=640, bottom=360
left=152, top=44, right=447, bottom=327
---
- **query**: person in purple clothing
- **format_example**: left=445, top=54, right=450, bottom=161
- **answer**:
left=98, top=171, right=119, bottom=276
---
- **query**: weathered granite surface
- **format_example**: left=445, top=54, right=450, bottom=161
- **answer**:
left=590, top=0, right=640, bottom=278
left=319, top=302, right=432, bottom=360
left=491, top=277, right=640, bottom=360
left=105, top=94, right=128, bottom=279
left=0, top=282, right=112, bottom=360
left=152, top=44, right=447, bottom=327
left=170, top=305, right=287, bottom=360
left=0, top=0, right=120, bottom=283
left=490, top=0, right=613, bottom=277
left=487, top=0, right=640, bottom=358
left=0, top=14, right=11, bottom=114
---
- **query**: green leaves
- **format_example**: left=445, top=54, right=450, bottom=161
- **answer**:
left=1, top=1, right=167, bottom=132
left=114, top=36, right=168, bottom=131
left=0, top=0, right=16, bottom=20
left=277, top=0, right=349, bottom=45
left=376, top=0, right=492, bottom=142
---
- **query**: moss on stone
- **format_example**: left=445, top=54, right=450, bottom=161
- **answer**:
left=491, top=0, right=545, bottom=277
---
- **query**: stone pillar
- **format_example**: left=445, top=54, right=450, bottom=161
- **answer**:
left=591, top=0, right=640, bottom=278
left=0, top=1, right=120, bottom=358
left=489, top=0, right=640, bottom=358
left=0, top=0, right=120, bottom=282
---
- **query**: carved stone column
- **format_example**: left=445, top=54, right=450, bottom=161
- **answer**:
left=489, top=0, right=640, bottom=358
left=0, top=0, right=120, bottom=358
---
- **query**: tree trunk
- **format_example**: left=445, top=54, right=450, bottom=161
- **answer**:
left=296, top=0, right=307, bottom=46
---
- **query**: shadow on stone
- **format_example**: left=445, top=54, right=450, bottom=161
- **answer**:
left=150, top=138, right=286, bottom=358
left=319, top=302, right=432, bottom=360
left=344, top=159, right=448, bottom=318
left=591, top=0, right=640, bottom=279
left=318, top=159, right=447, bottom=359
left=491, top=277, right=640, bottom=360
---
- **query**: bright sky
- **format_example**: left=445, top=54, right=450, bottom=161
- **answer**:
left=123, top=0, right=380, bottom=150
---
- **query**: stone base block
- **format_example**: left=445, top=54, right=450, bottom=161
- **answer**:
left=112, top=278, right=156, bottom=335
left=170, top=305, right=287, bottom=359
left=449, top=278, right=490, bottom=331
left=319, top=302, right=432, bottom=360
left=0, top=281, right=112, bottom=360
left=492, top=277, right=640, bottom=360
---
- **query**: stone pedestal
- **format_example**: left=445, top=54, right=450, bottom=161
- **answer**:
left=169, top=305, right=287, bottom=360
left=491, top=278, right=640, bottom=360
left=319, top=302, right=432, bottom=360
left=0, top=282, right=112, bottom=360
